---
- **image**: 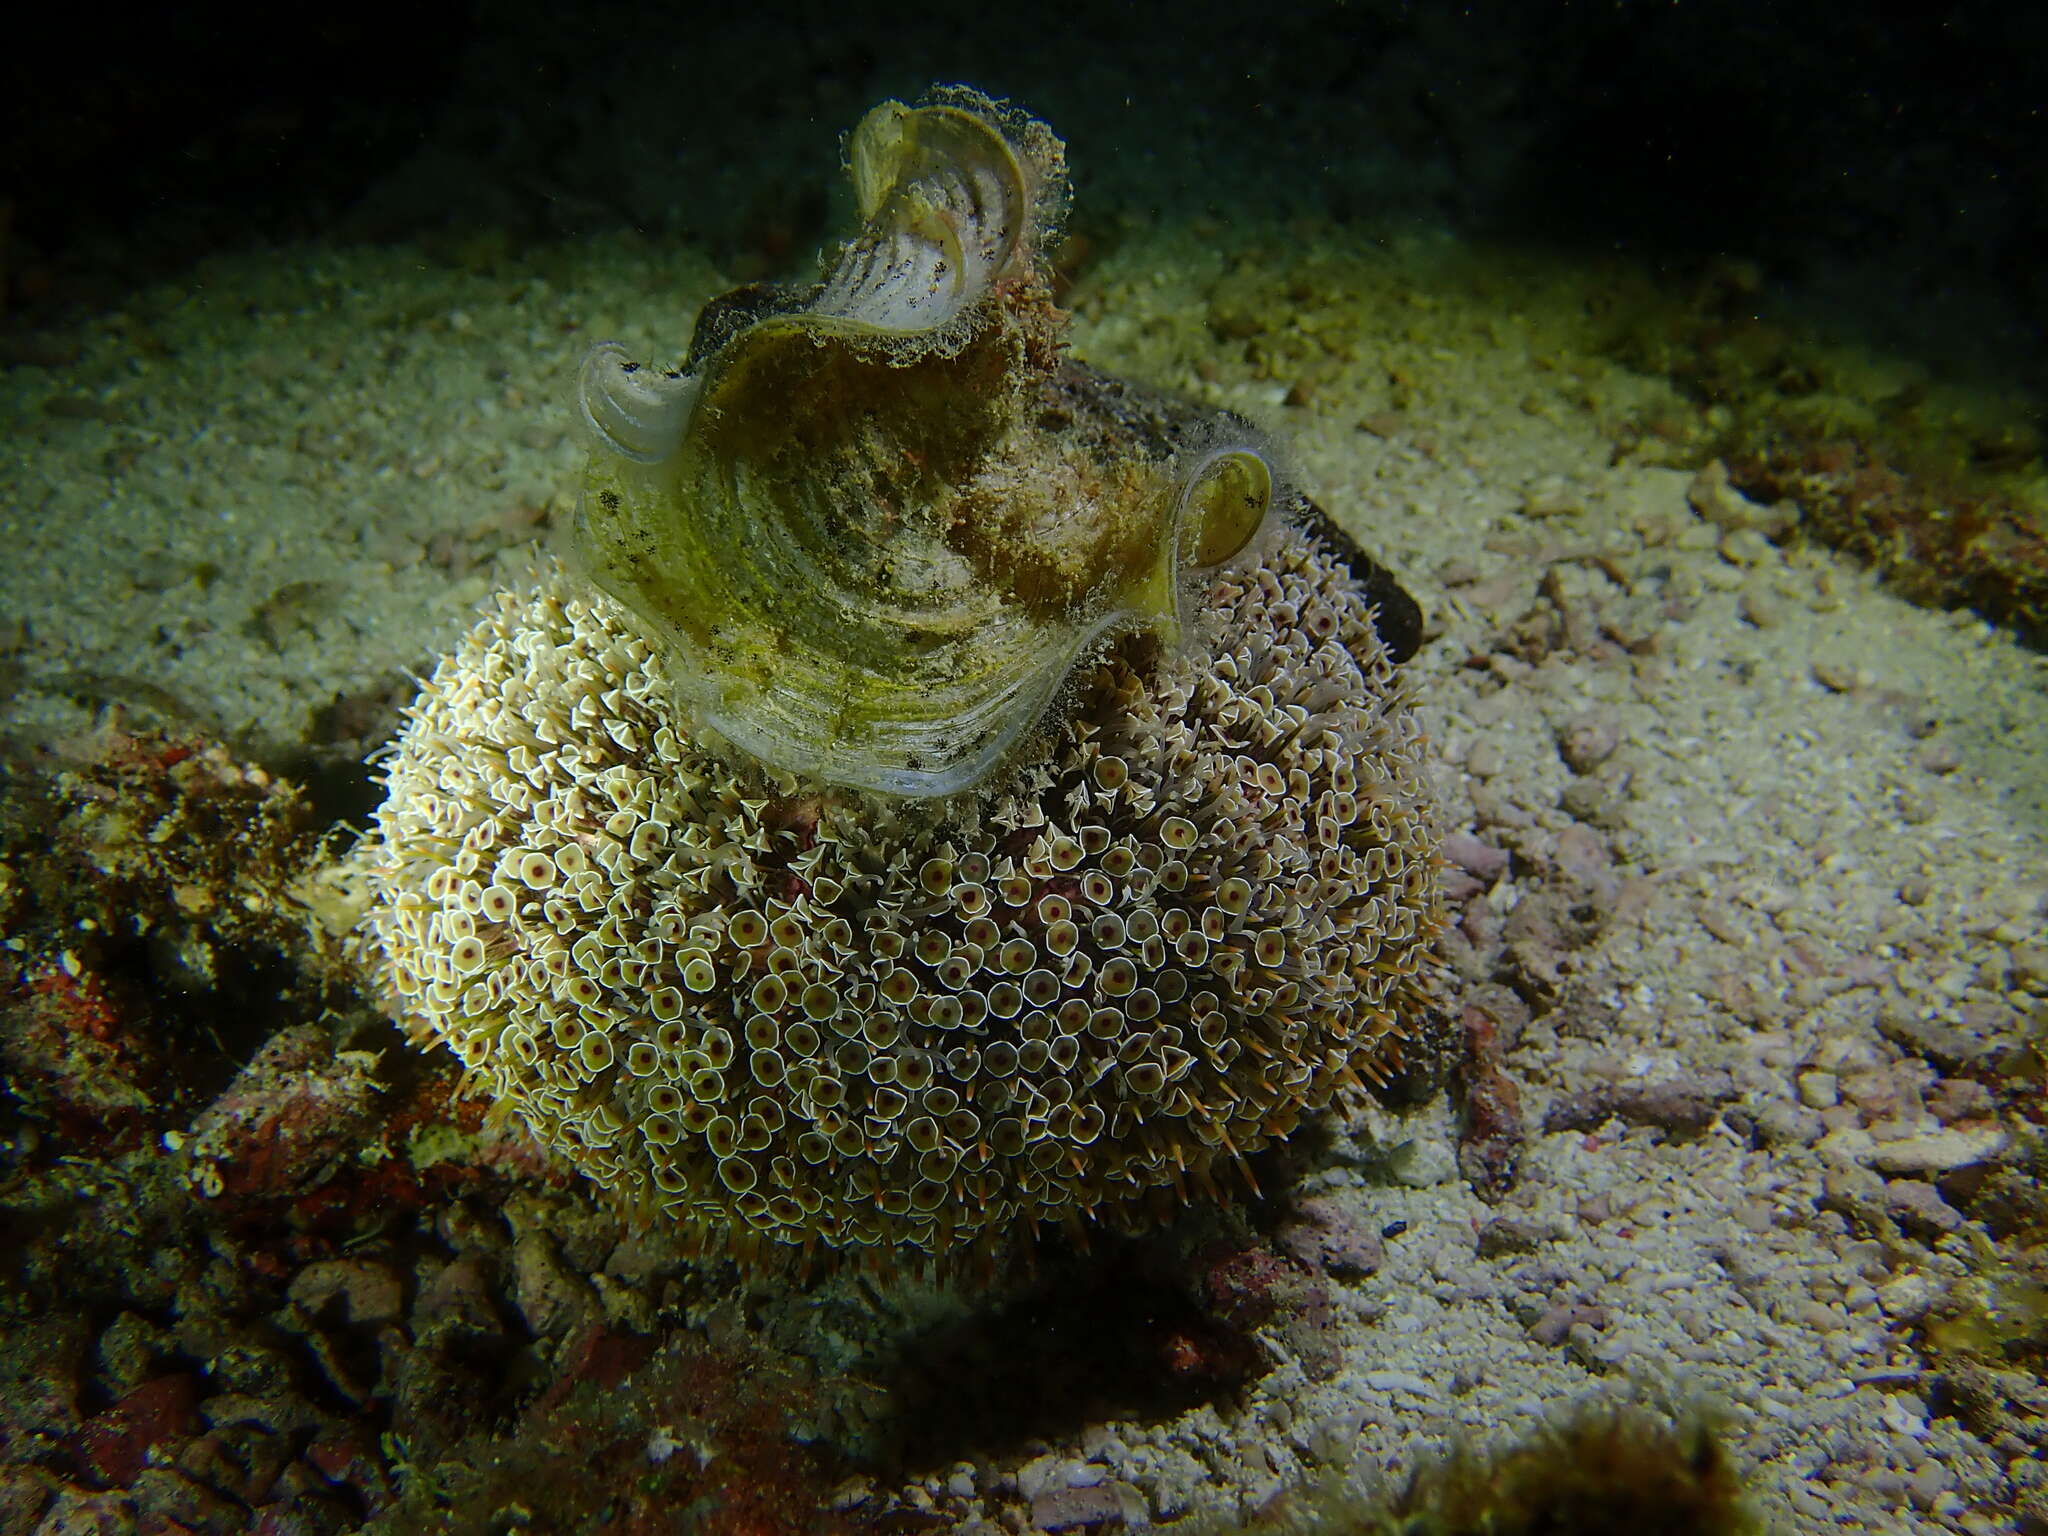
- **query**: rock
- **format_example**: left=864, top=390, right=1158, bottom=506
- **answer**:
left=1875, top=1009, right=1997, bottom=1074
left=1528, top=1302, right=1610, bottom=1347
left=1276, top=1195, right=1385, bottom=1278
left=1884, top=1179, right=1963, bottom=1239
left=1868, top=1127, right=2007, bottom=1176
left=203, top=1343, right=297, bottom=1400
left=1739, top=588, right=1784, bottom=628
left=93, top=1315, right=171, bottom=1402
left=1716, top=527, right=1775, bottom=567
left=1521, top=475, right=1588, bottom=518
left=1916, top=740, right=1962, bottom=775
left=198, top=1391, right=325, bottom=1437
left=1687, top=459, right=1790, bottom=535
left=1797, top=1070, right=1839, bottom=1109
left=1549, top=823, right=1617, bottom=899
left=1811, top=658, right=1866, bottom=694
left=174, top=1427, right=292, bottom=1509
left=1015, top=1456, right=1061, bottom=1501
left=30, top=1487, right=137, bottom=1536
left=71, top=1375, right=199, bottom=1487
left=1441, top=831, right=1510, bottom=880
left=1557, top=716, right=1620, bottom=774
left=1838, top=1066, right=1907, bottom=1119
left=288, top=1260, right=404, bottom=1328
left=1752, top=1100, right=1825, bottom=1149
left=1817, top=1164, right=1890, bottom=1233
left=127, top=1468, right=239, bottom=1535
left=1542, top=1071, right=1734, bottom=1138
left=1906, top=1461, right=1955, bottom=1513
left=1030, top=1482, right=1147, bottom=1530
left=825, top=1477, right=873, bottom=1512
left=0, top=1468, right=55, bottom=1536
left=182, top=1027, right=381, bottom=1200
left=1475, top=1217, right=1555, bottom=1258
left=509, top=1233, right=599, bottom=1338
left=434, top=1199, right=511, bottom=1258
left=1924, top=1076, right=1995, bottom=1125
left=300, top=1426, right=394, bottom=1514
left=411, top=1255, right=503, bottom=1338
left=1558, top=779, right=1627, bottom=830
left=1876, top=1270, right=1938, bottom=1320
left=1456, top=1006, right=1524, bottom=1199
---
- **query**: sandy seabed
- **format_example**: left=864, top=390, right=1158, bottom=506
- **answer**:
left=2, top=218, right=2043, bottom=1534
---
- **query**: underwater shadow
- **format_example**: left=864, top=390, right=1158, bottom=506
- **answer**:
left=872, top=1228, right=1264, bottom=1472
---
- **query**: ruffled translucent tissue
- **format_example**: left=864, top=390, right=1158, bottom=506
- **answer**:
left=571, top=87, right=1274, bottom=798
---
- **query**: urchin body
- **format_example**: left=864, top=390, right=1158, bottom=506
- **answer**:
left=360, top=515, right=1441, bottom=1259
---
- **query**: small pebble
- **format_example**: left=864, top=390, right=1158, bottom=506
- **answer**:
left=1812, top=659, right=1865, bottom=693
left=1753, top=1101, right=1824, bottom=1149
left=1558, top=779, right=1624, bottom=828
left=1687, top=458, right=1782, bottom=532
left=1739, top=588, right=1784, bottom=628
left=1527, top=1302, right=1610, bottom=1347
left=1908, top=1459, right=1956, bottom=1510
left=1797, top=1070, right=1840, bottom=1110
left=1717, top=527, right=1775, bottom=567
left=1464, top=740, right=1504, bottom=778
left=1917, top=740, right=1963, bottom=775
left=1924, top=1076, right=1994, bottom=1124
left=1442, top=831, right=1511, bottom=880
left=1521, top=476, right=1586, bottom=517
left=1475, top=1217, right=1553, bottom=1258
left=1557, top=716, right=1621, bottom=774
left=1895, top=790, right=1936, bottom=825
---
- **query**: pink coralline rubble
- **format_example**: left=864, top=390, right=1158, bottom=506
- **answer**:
left=181, top=1024, right=382, bottom=1201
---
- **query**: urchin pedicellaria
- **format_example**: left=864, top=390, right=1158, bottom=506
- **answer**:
left=357, top=88, right=1445, bottom=1260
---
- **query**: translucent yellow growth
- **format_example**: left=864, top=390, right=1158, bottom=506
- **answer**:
left=571, top=88, right=1270, bottom=797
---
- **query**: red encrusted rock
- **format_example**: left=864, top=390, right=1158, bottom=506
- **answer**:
left=1455, top=1004, right=1525, bottom=1199
left=71, top=1375, right=200, bottom=1487
left=181, top=1026, right=381, bottom=1201
left=1199, top=1242, right=1293, bottom=1327
left=0, top=961, right=162, bottom=1151
left=531, top=1324, right=655, bottom=1417
left=1541, top=1070, right=1734, bottom=1139
left=301, top=1426, right=393, bottom=1514
left=1188, top=1239, right=1341, bottom=1381
left=1276, top=1194, right=1386, bottom=1278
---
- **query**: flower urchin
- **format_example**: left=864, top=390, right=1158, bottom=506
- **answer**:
left=358, top=87, right=1445, bottom=1265
left=357, top=509, right=1444, bottom=1262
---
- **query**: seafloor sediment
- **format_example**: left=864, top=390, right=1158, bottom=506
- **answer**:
left=0, top=218, right=2043, bottom=1535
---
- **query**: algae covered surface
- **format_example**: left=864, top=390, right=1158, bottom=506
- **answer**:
left=2, top=9, right=2047, bottom=1535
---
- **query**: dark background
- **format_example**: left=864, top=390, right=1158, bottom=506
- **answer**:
left=3, top=0, right=2042, bottom=382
